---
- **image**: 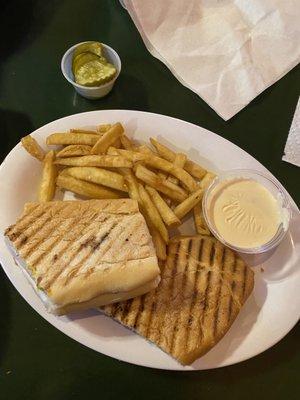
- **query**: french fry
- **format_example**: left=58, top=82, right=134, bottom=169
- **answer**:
left=145, top=186, right=180, bottom=227
left=65, top=167, right=128, bottom=192
left=57, top=168, right=70, bottom=177
left=136, top=144, right=156, bottom=155
left=91, top=123, right=124, bottom=154
left=150, top=137, right=174, bottom=161
left=38, top=150, right=57, bottom=202
left=56, top=145, right=92, bottom=158
left=167, top=152, right=187, bottom=184
left=148, top=225, right=167, bottom=260
left=150, top=137, right=207, bottom=179
left=161, top=194, right=172, bottom=207
left=174, top=152, right=187, bottom=166
left=21, top=135, right=45, bottom=161
left=135, top=165, right=187, bottom=202
left=138, top=184, right=169, bottom=243
left=136, top=205, right=166, bottom=260
left=97, top=124, right=112, bottom=133
left=56, top=174, right=123, bottom=199
left=184, top=160, right=207, bottom=180
left=46, top=133, right=98, bottom=146
left=106, top=146, right=119, bottom=156
left=120, top=134, right=136, bottom=150
left=70, top=129, right=99, bottom=135
left=54, top=155, right=132, bottom=168
left=142, top=154, right=198, bottom=192
left=162, top=179, right=188, bottom=199
left=122, top=169, right=141, bottom=203
left=158, top=171, right=168, bottom=180
left=112, top=137, right=122, bottom=149
left=199, top=172, right=216, bottom=189
left=193, top=203, right=211, bottom=236
left=112, top=148, right=145, bottom=162
left=173, top=186, right=205, bottom=220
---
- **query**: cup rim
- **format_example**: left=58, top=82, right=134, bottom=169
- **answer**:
left=61, top=41, right=121, bottom=90
left=202, top=168, right=291, bottom=254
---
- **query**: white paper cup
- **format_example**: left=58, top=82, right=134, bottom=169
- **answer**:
left=61, top=41, right=121, bottom=99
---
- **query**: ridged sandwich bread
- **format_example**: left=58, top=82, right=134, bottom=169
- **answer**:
left=101, top=235, right=254, bottom=365
left=5, top=199, right=160, bottom=315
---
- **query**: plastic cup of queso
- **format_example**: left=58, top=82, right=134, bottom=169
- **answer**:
left=202, top=169, right=291, bottom=254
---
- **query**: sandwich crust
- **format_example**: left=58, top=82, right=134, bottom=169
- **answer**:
left=5, top=199, right=160, bottom=314
left=101, top=235, right=254, bottom=365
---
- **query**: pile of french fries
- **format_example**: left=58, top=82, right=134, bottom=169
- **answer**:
left=21, top=122, right=215, bottom=260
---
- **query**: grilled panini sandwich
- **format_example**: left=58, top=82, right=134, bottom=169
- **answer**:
left=102, top=235, right=254, bottom=365
left=5, top=199, right=160, bottom=315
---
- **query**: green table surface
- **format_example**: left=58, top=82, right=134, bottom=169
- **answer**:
left=0, top=1, right=299, bottom=399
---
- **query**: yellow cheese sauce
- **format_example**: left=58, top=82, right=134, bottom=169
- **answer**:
left=209, top=179, right=281, bottom=249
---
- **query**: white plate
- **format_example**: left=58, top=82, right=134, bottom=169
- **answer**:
left=0, top=110, right=299, bottom=371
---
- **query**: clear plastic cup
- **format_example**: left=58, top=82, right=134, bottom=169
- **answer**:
left=202, top=169, right=291, bottom=254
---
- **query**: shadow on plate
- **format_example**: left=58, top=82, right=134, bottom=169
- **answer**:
left=64, top=308, right=133, bottom=339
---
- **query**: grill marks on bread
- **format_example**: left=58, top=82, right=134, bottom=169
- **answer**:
left=5, top=200, right=155, bottom=295
left=102, top=235, right=254, bottom=365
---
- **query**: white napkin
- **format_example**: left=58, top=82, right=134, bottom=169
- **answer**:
left=282, top=97, right=300, bottom=168
left=124, top=0, right=300, bottom=120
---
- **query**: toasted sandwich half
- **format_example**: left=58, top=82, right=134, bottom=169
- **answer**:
left=5, top=199, right=160, bottom=315
left=101, top=235, right=254, bottom=365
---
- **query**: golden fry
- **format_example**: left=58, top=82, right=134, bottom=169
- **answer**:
left=136, top=207, right=166, bottom=260
left=135, top=165, right=187, bottom=202
left=162, top=179, right=188, bottom=199
left=65, top=167, right=128, bottom=192
left=106, top=146, right=119, bottom=156
left=138, top=184, right=169, bottom=243
left=142, top=154, right=198, bottom=192
left=91, top=123, right=124, bottom=154
left=70, top=129, right=99, bottom=135
left=21, top=135, right=45, bottom=161
left=149, top=138, right=174, bottom=161
left=56, top=174, right=122, bottom=199
left=158, top=171, right=168, bottom=180
left=112, top=137, right=122, bottom=149
left=161, top=194, right=172, bottom=207
left=173, top=186, right=205, bottom=220
left=38, top=151, right=57, bottom=202
left=174, top=152, right=187, bottom=166
left=113, top=148, right=145, bottom=162
left=199, top=172, right=216, bottom=190
left=193, top=203, right=211, bottom=236
left=184, top=160, right=207, bottom=180
left=54, top=155, right=132, bottom=168
left=145, top=186, right=180, bottom=227
left=148, top=225, right=167, bottom=260
left=120, top=134, right=136, bottom=150
left=97, top=124, right=112, bottom=133
left=136, top=144, right=156, bottom=155
left=167, top=152, right=187, bottom=185
left=46, top=133, right=98, bottom=146
left=122, top=168, right=141, bottom=203
left=150, top=137, right=207, bottom=179
left=56, top=145, right=92, bottom=158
